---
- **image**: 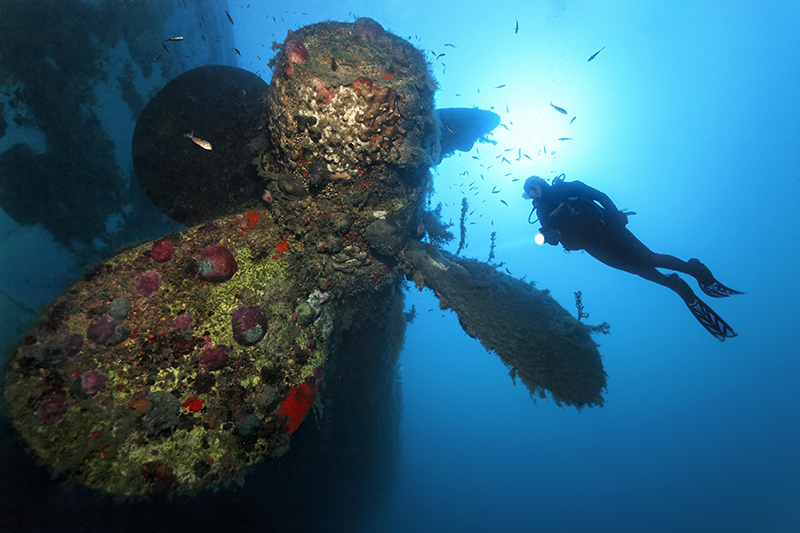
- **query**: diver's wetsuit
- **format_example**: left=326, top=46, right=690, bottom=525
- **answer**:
left=533, top=179, right=740, bottom=341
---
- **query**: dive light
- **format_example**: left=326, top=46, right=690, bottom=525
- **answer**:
left=535, top=230, right=561, bottom=246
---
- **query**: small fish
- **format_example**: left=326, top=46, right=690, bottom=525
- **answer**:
left=569, top=116, right=576, bottom=125
left=166, top=36, right=184, bottom=41
left=511, top=178, right=520, bottom=182
left=491, top=187, right=500, bottom=194
left=436, top=53, right=445, bottom=60
left=558, top=137, right=573, bottom=141
left=506, top=105, right=509, bottom=113
left=445, top=123, right=455, bottom=133
left=225, top=10, right=234, bottom=25
left=543, top=146, right=547, bottom=154
left=515, top=17, right=519, bottom=34
left=500, top=200, right=508, bottom=207
left=153, top=54, right=161, bottom=62
left=444, top=43, right=456, bottom=48
left=503, top=172, right=513, bottom=177
left=477, top=87, right=481, bottom=94
left=516, top=148, right=521, bottom=161
left=523, top=153, right=532, bottom=161
left=184, top=131, right=212, bottom=150
left=494, top=84, right=506, bottom=89
left=587, top=46, right=606, bottom=62
left=471, top=156, right=480, bottom=160
left=503, top=148, right=514, bottom=152
left=499, top=123, right=509, bottom=131
left=501, top=157, right=511, bottom=165
left=234, top=48, right=241, bottom=57
left=549, top=101, right=567, bottom=115
left=162, top=42, right=169, bottom=54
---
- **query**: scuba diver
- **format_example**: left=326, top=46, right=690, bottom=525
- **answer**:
left=522, top=175, right=742, bottom=341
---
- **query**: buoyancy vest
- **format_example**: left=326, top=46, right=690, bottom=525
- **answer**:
left=537, top=184, right=605, bottom=250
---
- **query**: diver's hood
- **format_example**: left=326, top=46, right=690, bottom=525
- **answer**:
left=521, top=175, right=545, bottom=199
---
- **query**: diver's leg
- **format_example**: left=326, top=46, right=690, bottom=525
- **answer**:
left=583, top=234, right=693, bottom=299
left=627, top=265, right=696, bottom=303
left=603, top=261, right=738, bottom=341
left=650, top=254, right=711, bottom=282
left=582, top=227, right=659, bottom=275
left=651, top=255, right=744, bottom=298
left=600, top=229, right=743, bottom=298
left=584, top=231, right=737, bottom=340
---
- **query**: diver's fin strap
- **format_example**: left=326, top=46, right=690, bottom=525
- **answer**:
left=687, top=299, right=738, bottom=342
left=700, top=281, right=745, bottom=298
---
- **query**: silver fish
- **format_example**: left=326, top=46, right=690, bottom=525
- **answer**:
left=588, top=46, right=606, bottom=62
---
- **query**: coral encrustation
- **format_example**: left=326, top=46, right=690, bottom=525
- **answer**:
left=1, top=209, right=329, bottom=498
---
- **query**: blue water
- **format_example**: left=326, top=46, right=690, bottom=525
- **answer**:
left=335, top=1, right=797, bottom=531
left=2, top=1, right=799, bottom=531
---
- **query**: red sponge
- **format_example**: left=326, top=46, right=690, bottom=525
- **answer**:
left=277, top=382, right=317, bottom=435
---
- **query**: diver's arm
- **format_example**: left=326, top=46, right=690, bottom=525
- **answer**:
left=534, top=203, right=561, bottom=245
left=571, top=181, right=619, bottom=212
left=571, top=181, right=627, bottom=225
left=536, top=206, right=554, bottom=232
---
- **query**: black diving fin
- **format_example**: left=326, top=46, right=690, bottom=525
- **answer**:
left=686, top=298, right=738, bottom=342
left=687, top=258, right=744, bottom=298
left=700, top=281, right=745, bottom=299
